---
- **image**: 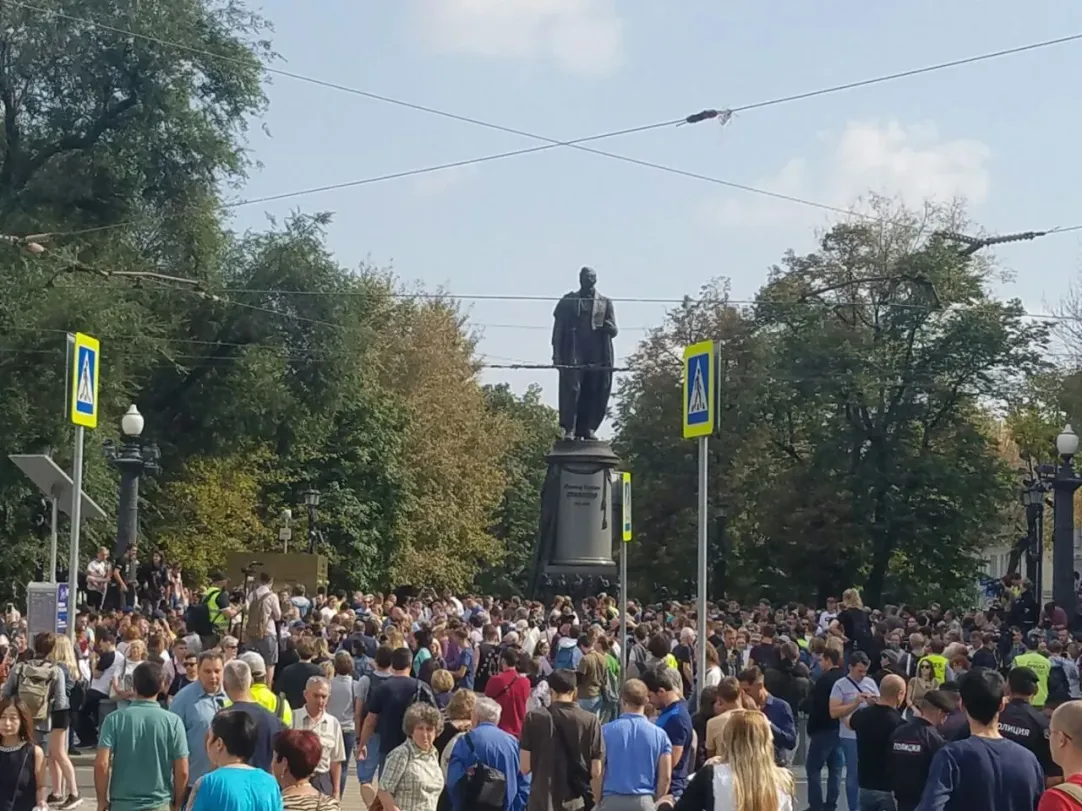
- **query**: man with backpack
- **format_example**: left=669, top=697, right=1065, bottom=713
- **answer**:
left=1, top=630, right=66, bottom=737
left=1044, top=699, right=1082, bottom=809
left=520, top=668, right=603, bottom=811
left=185, top=572, right=235, bottom=649
left=447, top=695, right=529, bottom=811
left=243, top=572, right=281, bottom=685
left=475, top=625, right=503, bottom=694
left=356, top=646, right=435, bottom=771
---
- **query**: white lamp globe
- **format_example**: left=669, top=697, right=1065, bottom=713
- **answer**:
left=121, top=404, right=145, bottom=437
left=1057, top=424, right=1079, bottom=457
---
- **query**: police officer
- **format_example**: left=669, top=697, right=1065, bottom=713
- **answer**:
left=950, top=666, right=1062, bottom=787
left=889, top=690, right=950, bottom=811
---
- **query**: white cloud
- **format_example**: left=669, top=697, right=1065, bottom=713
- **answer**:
left=409, top=0, right=623, bottom=76
left=410, top=164, right=476, bottom=199
left=704, top=120, right=991, bottom=230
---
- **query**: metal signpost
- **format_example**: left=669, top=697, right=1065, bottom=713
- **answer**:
left=683, top=340, right=715, bottom=702
left=619, top=470, right=632, bottom=681
left=67, top=332, right=100, bottom=640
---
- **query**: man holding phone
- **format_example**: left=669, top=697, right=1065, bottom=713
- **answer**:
left=828, top=651, right=879, bottom=811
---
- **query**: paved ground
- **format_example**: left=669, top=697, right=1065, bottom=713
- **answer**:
left=71, top=757, right=826, bottom=809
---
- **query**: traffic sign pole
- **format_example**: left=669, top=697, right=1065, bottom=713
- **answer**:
left=67, top=426, right=83, bottom=641
left=682, top=340, right=715, bottom=705
left=619, top=471, right=631, bottom=683
left=696, top=435, right=708, bottom=702
left=48, top=496, right=58, bottom=583
left=66, top=331, right=99, bottom=640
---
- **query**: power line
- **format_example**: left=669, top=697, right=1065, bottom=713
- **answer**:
left=0, top=343, right=1058, bottom=384
left=13, top=2, right=1082, bottom=234
left=729, top=33, right=1082, bottom=113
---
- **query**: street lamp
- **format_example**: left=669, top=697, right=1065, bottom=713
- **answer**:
left=1021, top=480, right=1046, bottom=591
left=1052, top=424, right=1082, bottom=623
left=103, top=405, right=160, bottom=582
left=303, top=487, right=321, bottom=553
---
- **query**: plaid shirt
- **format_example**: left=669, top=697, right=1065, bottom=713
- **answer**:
left=380, top=738, right=443, bottom=811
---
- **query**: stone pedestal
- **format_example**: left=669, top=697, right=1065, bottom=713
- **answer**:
left=528, top=439, right=619, bottom=599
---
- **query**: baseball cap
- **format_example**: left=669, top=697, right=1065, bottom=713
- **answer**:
left=921, top=690, right=953, bottom=714
left=238, top=651, right=267, bottom=678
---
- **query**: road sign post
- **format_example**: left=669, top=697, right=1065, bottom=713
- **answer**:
left=67, top=332, right=100, bottom=640
left=48, top=496, right=58, bottom=583
left=683, top=340, right=715, bottom=703
left=619, top=471, right=631, bottom=682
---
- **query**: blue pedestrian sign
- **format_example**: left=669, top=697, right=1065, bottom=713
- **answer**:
left=621, top=472, right=632, bottom=542
left=56, top=583, right=68, bottom=634
left=68, top=332, right=100, bottom=429
left=682, top=340, right=715, bottom=438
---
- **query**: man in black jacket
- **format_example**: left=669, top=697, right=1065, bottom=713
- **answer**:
left=889, top=689, right=950, bottom=811
left=803, top=647, right=845, bottom=811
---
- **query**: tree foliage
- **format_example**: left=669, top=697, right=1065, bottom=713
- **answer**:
left=0, top=2, right=551, bottom=598
left=616, top=200, right=1049, bottom=608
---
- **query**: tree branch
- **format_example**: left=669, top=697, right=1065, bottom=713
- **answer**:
left=15, top=93, right=140, bottom=191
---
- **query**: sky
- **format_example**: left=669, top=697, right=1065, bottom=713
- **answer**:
left=226, top=0, right=1082, bottom=411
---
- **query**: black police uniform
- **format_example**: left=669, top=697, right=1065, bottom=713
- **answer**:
left=889, top=717, right=946, bottom=811
left=947, top=698, right=1061, bottom=780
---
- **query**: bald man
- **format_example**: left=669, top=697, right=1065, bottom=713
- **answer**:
left=850, top=673, right=906, bottom=811
left=1044, top=701, right=1082, bottom=810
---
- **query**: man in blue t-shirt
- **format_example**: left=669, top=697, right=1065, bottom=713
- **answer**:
left=644, top=666, right=693, bottom=798
left=918, top=668, right=1043, bottom=811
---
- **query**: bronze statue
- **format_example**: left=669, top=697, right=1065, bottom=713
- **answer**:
left=551, top=267, right=618, bottom=440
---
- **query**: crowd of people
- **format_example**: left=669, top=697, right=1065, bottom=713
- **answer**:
left=2, top=566, right=1082, bottom=809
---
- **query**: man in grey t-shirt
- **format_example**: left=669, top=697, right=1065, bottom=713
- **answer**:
left=828, top=651, right=878, bottom=811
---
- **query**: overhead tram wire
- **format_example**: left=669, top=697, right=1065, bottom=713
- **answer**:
left=12, top=2, right=1082, bottom=236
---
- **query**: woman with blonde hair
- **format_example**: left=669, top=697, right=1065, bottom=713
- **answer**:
left=660, top=709, right=795, bottom=811
left=831, top=588, right=871, bottom=656
left=46, top=635, right=81, bottom=807
left=111, top=639, right=146, bottom=708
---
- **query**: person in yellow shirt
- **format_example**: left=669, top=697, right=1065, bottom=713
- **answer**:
left=224, top=650, right=292, bottom=724
left=1011, top=634, right=1051, bottom=708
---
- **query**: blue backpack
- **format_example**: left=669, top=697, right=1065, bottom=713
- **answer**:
left=554, top=644, right=577, bottom=671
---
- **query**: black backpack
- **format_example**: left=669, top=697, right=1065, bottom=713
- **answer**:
left=458, top=734, right=506, bottom=811
left=475, top=644, right=500, bottom=692
left=185, top=602, right=213, bottom=637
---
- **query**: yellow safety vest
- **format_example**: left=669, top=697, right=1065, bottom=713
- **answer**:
left=918, top=654, right=948, bottom=684
left=203, top=586, right=229, bottom=631
left=1012, top=652, right=1052, bottom=708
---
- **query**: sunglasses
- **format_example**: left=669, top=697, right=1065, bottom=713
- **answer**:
left=184, top=660, right=198, bottom=667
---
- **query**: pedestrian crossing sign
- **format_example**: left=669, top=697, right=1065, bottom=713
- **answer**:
left=682, top=340, right=715, bottom=438
left=68, top=332, right=100, bottom=429
left=621, top=472, right=632, bottom=542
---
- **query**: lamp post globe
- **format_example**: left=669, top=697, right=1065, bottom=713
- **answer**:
left=1057, top=424, right=1079, bottom=459
left=121, top=404, right=145, bottom=438
left=304, top=488, right=320, bottom=508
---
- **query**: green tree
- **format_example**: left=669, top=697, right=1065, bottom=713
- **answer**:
left=752, top=199, right=1047, bottom=605
left=615, top=200, right=1049, bottom=607
left=478, top=383, right=560, bottom=595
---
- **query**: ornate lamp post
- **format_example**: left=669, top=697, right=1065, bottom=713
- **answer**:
left=304, top=487, right=321, bottom=554
left=1021, top=480, right=1046, bottom=591
left=103, top=405, right=160, bottom=561
left=1052, top=425, right=1082, bottom=620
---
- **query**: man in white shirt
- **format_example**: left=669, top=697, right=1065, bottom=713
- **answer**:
left=293, top=676, right=346, bottom=800
left=245, top=572, right=281, bottom=683
left=86, top=547, right=112, bottom=610
left=79, top=629, right=126, bottom=747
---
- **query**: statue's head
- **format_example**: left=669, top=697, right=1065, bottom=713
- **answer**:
left=579, top=266, right=597, bottom=293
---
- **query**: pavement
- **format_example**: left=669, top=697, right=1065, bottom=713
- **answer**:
left=69, top=755, right=827, bottom=810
